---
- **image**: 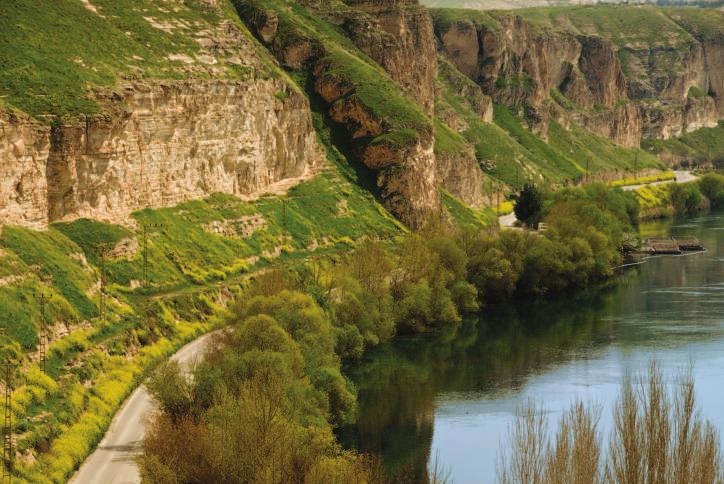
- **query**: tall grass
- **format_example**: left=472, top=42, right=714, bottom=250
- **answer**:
left=498, top=364, right=722, bottom=483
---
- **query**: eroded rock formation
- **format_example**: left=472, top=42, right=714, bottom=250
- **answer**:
left=434, top=10, right=723, bottom=145
left=1, top=79, right=322, bottom=228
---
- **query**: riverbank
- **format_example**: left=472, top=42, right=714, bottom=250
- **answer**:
left=71, top=179, right=708, bottom=482
left=342, top=210, right=724, bottom=482
left=136, top=183, right=659, bottom=481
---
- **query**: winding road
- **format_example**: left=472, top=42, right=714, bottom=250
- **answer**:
left=69, top=331, right=219, bottom=484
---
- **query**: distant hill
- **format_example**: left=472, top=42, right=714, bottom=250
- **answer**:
left=421, top=0, right=723, bottom=9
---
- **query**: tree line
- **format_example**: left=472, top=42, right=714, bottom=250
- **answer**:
left=139, top=183, right=647, bottom=482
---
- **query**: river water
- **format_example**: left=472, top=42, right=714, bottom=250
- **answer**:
left=341, top=210, right=724, bottom=483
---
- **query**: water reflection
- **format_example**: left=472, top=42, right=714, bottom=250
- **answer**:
left=341, top=211, right=724, bottom=483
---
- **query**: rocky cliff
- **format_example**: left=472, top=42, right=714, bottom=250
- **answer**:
left=3, top=0, right=720, bottom=232
left=432, top=7, right=724, bottom=146
left=239, top=0, right=495, bottom=227
left=0, top=1, right=322, bottom=229
left=1, top=80, right=320, bottom=230
left=343, top=0, right=438, bottom=116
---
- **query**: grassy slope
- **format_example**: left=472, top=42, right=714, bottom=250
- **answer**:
left=0, top=161, right=403, bottom=483
left=0, top=0, right=270, bottom=118
left=0, top=14, right=427, bottom=479
left=642, top=121, right=724, bottom=162
left=436, top=58, right=662, bottom=190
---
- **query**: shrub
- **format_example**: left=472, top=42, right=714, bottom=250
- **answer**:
left=498, top=364, right=722, bottom=483
left=670, top=183, right=705, bottom=214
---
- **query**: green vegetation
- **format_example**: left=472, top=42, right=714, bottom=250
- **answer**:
left=140, top=182, right=645, bottom=481
left=688, top=85, right=708, bottom=98
left=434, top=118, right=469, bottom=155
left=316, top=51, right=431, bottom=140
left=634, top=183, right=674, bottom=218
left=429, top=7, right=501, bottom=33
left=441, top=192, right=497, bottom=231
left=643, top=121, right=724, bottom=167
left=609, top=171, right=676, bottom=187
left=141, top=302, right=377, bottom=481
left=0, top=119, right=403, bottom=482
left=513, top=5, right=695, bottom=48
left=0, top=0, right=260, bottom=118
left=698, top=172, right=724, bottom=208
left=672, top=182, right=706, bottom=214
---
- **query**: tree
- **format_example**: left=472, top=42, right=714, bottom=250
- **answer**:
left=515, top=183, right=544, bottom=227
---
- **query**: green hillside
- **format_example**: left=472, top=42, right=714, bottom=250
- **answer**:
left=0, top=1, right=720, bottom=480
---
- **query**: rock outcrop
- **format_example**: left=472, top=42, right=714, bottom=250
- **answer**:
left=0, top=112, right=51, bottom=228
left=342, top=0, right=437, bottom=116
left=433, top=9, right=723, bottom=146
left=239, top=0, right=498, bottom=227
left=1, top=79, right=321, bottom=228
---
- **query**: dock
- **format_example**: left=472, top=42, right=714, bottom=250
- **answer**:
left=640, top=237, right=705, bottom=255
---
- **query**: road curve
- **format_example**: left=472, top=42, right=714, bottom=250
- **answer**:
left=620, top=169, right=696, bottom=191
left=69, top=331, right=219, bottom=484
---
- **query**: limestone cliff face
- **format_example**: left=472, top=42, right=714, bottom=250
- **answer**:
left=0, top=112, right=51, bottom=228
left=1, top=79, right=321, bottom=228
left=239, top=0, right=496, bottom=227
left=434, top=11, right=722, bottom=146
left=342, top=0, right=437, bottom=116
left=312, top=56, right=441, bottom=227
left=341, top=0, right=487, bottom=209
left=436, top=148, right=485, bottom=209
left=703, top=38, right=724, bottom=117
left=435, top=14, right=644, bottom=147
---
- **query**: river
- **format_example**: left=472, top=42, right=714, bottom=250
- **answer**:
left=341, top=210, right=724, bottom=483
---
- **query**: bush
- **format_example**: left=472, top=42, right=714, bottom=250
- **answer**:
left=670, top=183, right=705, bottom=214
left=498, top=365, right=722, bottom=483
left=698, top=173, right=724, bottom=208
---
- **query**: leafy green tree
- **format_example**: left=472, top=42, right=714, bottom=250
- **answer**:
left=146, top=361, right=197, bottom=423
left=515, top=183, right=544, bottom=227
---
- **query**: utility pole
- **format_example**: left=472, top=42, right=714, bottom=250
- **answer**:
left=281, top=199, right=287, bottom=231
left=2, top=356, right=12, bottom=484
left=95, top=244, right=109, bottom=322
left=634, top=152, right=639, bottom=182
left=35, top=292, right=51, bottom=373
left=586, top=158, right=590, bottom=183
left=141, top=223, right=161, bottom=288
left=496, top=184, right=501, bottom=216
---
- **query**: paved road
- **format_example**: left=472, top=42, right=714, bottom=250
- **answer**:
left=498, top=211, right=518, bottom=228
left=621, top=169, right=696, bottom=191
left=499, top=170, right=697, bottom=228
left=69, top=331, right=219, bottom=484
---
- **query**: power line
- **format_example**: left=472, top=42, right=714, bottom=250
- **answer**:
left=1, top=329, right=12, bottom=484
left=94, top=244, right=111, bottom=322
left=35, top=292, right=52, bottom=374
left=141, top=223, right=163, bottom=288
